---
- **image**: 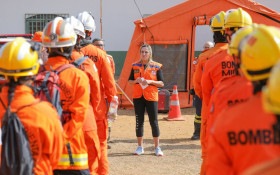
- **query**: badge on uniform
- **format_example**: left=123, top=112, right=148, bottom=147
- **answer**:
left=134, top=69, right=140, bottom=73
left=152, top=70, right=156, bottom=75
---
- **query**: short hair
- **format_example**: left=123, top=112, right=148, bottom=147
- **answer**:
left=92, top=38, right=104, bottom=43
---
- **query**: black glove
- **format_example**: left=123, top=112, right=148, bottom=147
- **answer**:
left=189, top=88, right=195, bottom=95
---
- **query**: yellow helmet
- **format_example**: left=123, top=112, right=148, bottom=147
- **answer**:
left=228, top=24, right=257, bottom=56
left=224, top=8, right=252, bottom=29
left=240, top=24, right=280, bottom=81
left=210, top=11, right=226, bottom=32
left=263, top=61, right=280, bottom=114
left=42, top=17, right=77, bottom=48
left=0, top=37, right=39, bottom=79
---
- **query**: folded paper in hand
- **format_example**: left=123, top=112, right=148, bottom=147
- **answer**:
left=140, top=78, right=148, bottom=89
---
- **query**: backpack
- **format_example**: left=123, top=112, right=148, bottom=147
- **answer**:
left=0, top=98, right=38, bottom=175
left=71, top=56, right=88, bottom=69
left=33, top=64, right=74, bottom=119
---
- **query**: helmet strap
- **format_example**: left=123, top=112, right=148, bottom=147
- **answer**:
left=85, top=30, right=92, bottom=39
left=252, top=79, right=267, bottom=94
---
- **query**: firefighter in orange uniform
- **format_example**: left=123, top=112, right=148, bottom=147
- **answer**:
left=195, top=11, right=228, bottom=174
left=190, top=41, right=213, bottom=140
left=200, top=8, right=253, bottom=174
left=77, top=11, right=117, bottom=175
left=202, top=8, right=252, bottom=105
left=207, top=24, right=280, bottom=174
left=241, top=61, right=280, bottom=175
left=42, top=17, right=90, bottom=174
left=206, top=22, right=258, bottom=157
left=92, top=38, right=116, bottom=149
left=67, top=16, right=101, bottom=175
left=205, top=25, right=256, bottom=174
left=0, top=37, right=63, bottom=175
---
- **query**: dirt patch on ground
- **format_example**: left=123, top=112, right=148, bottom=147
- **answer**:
left=108, top=108, right=201, bottom=175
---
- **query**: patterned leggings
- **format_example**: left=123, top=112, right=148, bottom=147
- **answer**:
left=133, top=96, right=160, bottom=137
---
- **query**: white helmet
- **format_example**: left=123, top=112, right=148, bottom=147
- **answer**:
left=65, top=16, right=86, bottom=38
left=42, top=17, right=77, bottom=48
left=77, top=11, right=96, bottom=32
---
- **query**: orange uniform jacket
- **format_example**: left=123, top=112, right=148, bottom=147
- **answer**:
left=71, top=50, right=100, bottom=131
left=45, top=56, right=90, bottom=170
left=81, top=44, right=116, bottom=112
left=193, top=43, right=228, bottom=99
left=207, top=76, right=253, bottom=143
left=201, top=48, right=235, bottom=106
left=132, top=61, right=162, bottom=101
left=207, top=93, right=280, bottom=174
left=0, top=85, right=63, bottom=175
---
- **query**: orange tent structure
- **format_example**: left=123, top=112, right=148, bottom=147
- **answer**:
left=117, top=0, right=280, bottom=108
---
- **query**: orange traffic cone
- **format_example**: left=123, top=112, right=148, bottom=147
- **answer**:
left=164, top=85, right=185, bottom=121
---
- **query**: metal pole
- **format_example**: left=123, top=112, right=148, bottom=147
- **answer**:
left=115, top=82, right=134, bottom=106
left=100, top=0, right=103, bottom=38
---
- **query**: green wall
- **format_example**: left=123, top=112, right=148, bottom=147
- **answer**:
left=107, top=51, right=127, bottom=78
left=194, top=51, right=202, bottom=57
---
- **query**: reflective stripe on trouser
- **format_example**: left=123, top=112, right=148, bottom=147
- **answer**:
left=194, top=114, right=201, bottom=124
left=58, top=153, right=88, bottom=166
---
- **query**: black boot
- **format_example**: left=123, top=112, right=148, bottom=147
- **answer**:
left=191, top=122, right=201, bottom=140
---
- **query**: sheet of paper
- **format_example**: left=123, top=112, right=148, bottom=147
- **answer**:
left=140, top=77, right=148, bottom=89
